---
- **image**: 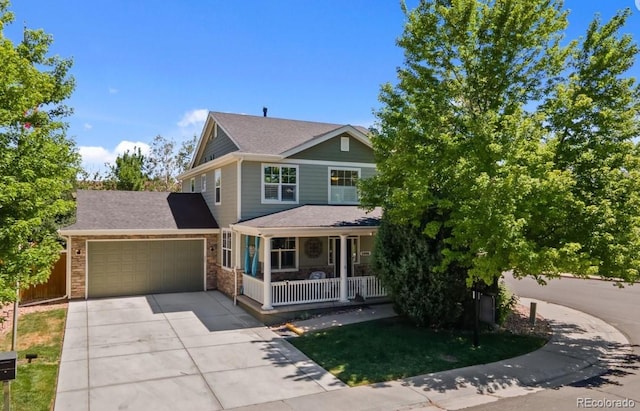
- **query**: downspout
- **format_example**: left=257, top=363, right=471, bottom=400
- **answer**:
left=234, top=158, right=243, bottom=305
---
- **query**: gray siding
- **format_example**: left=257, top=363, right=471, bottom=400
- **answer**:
left=289, top=134, right=374, bottom=163
left=240, top=161, right=377, bottom=220
left=241, top=161, right=298, bottom=220
left=197, top=125, right=239, bottom=166
left=199, top=163, right=238, bottom=227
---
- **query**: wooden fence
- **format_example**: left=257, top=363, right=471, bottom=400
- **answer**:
left=20, top=251, right=67, bottom=303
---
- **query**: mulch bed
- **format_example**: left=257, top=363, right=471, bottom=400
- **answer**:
left=502, top=303, right=553, bottom=339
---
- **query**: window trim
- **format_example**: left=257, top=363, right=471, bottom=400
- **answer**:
left=190, top=178, right=195, bottom=193
left=221, top=229, right=232, bottom=270
left=270, top=237, right=298, bottom=272
left=328, top=167, right=361, bottom=205
left=201, top=174, right=207, bottom=193
left=214, top=169, right=221, bottom=205
left=261, top=163, right=299, bottom=204
left=328, top=236, right=360, bottom=266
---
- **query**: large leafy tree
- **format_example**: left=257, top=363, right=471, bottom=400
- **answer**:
left=0, top=1, right=78, bottom=302
left=361, top=0, right=640, bottom=311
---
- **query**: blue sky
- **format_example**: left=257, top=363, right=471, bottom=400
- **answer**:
left=4, top=1, right=640, bottom=173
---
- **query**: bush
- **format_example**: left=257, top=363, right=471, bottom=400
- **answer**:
left=373, top=215, right=473, bottom=328
left=495, top=280, right=519, bottom=325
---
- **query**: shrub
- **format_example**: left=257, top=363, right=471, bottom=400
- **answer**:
left=495, top=280, right=519, bottom=325
left=373, top=215, right=472, bottom=328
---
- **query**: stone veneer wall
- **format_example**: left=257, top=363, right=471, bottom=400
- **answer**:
left=216, top=268, right=242, bottom=299
left=68, top=233, right=218, bottom=299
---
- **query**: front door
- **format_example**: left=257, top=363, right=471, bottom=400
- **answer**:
left=332, top=237, right=359, bottom=277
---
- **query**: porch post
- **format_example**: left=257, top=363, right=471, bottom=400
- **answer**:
left=339, top=234, right=348, bottom=302
left=262, top=236, right=273, bottom=310
left=235, top=232, right=242, bottom=270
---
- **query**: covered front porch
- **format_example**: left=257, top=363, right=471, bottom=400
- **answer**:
left=229, top=205, right=386, bottom=310
left=242, top=268, right=387, bottom=308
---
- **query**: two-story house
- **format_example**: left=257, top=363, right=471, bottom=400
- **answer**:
left=60, top=111, right=384, bottom=310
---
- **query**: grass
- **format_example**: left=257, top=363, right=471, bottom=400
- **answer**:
left=0, top=308, right=67, bottom=411
left=288, top=317, right=547, bottom=387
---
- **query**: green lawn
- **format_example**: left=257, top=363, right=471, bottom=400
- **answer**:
left=288, top=317, right=547, bottom=386
left=0, top=308, right=67, bottom=411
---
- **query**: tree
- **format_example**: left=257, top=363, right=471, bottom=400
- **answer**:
left=147, top=135, right=177, bottom=191
left=176, top=134, right=197, bottom=175
left=360, top=0, right=640, bottom=321
left=373, top=211, right=472, bottom=327
left=0, top=0, right=78, bottom=302
left=111, top=147, right=147, bottom=191
left=146, top=134, right=197, bottom=191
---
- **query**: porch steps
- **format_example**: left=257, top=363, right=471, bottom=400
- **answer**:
left=235, top=294, right=391, bottom=326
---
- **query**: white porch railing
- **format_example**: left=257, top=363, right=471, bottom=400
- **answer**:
left=347, top=276, right=387, bottom=299
left=272, top=278, right=341, bottom=306
left=241, top=274, right=386, bottom=307
left=242, top=274, right=264, bottom=304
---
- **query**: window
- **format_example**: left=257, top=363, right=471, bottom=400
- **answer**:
left=201, top=174, right=207, bottom=192
left=214, top=169, right=221, bottom=205
left=329, top=168, right=360, bottom=204
left=328, top=237, right=360, bottom=265
left=262, top=164, right=298, bottom=203
left=190, top=178, right=195, bottom=193
left=222, top=230, right=232, bottom=269
left=341, top=136, right=350, bottom=152
left=271, top=237, right=297, bottom=271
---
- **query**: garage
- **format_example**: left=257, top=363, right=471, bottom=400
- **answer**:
left=87, top=239, right=205, bottom=298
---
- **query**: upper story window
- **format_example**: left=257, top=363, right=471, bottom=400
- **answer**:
left=190, top=178, right=195, bottom=193
left=214, top=169, right=221, bottom=205
left=262, top=164, right=298, bottom=203
left=329, top=168, right=360, bottom=204
left=201, top=174, right=207, bottom=192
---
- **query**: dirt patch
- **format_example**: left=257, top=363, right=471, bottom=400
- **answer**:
left=0, top=301, right=68, bottom=338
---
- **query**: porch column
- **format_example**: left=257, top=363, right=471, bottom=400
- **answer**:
left=262, top=236, right=273, bottom=310
left=235, top=232, right=242, bottom=269
left=339, top=234, right=348, bottom=302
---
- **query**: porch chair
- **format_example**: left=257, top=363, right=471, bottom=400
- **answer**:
left=308, top=271, right=326, bottom=280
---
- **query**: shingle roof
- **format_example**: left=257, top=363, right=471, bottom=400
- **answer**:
left=211, top=111, right=370, bottom=155
left=62, top=190, right=218, bottom=231
left=235, top=205, right=382, bottom=229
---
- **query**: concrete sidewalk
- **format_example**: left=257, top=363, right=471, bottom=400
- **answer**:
left=233, top=298, right=632, bottom=411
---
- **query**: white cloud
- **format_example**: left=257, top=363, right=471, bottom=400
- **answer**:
left=78, top=140, right=150, bottom=174
left=83, top=123, right=93, bottom=130
left=177, top=109, right=208, bottom=128
left=108, top=87, right=119, bottom=94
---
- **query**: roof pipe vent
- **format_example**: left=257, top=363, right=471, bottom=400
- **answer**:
left=263, top=107, right=268, bottom=117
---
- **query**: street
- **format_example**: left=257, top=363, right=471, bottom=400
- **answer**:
left=468, top=275, right=640, bottom=410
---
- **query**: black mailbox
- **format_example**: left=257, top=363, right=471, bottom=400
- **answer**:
left=0, top=351, right=17, bottom=381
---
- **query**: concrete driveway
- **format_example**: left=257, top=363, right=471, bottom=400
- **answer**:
left=55, top=291, right=345, bottom=411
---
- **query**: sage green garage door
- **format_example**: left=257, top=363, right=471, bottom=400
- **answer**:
left=88, top=240, right=204, bottom=298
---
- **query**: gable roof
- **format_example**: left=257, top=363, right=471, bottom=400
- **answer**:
left=60, top=190, right=218, bottom=234
left=190, top=111, right=371, bottom=169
